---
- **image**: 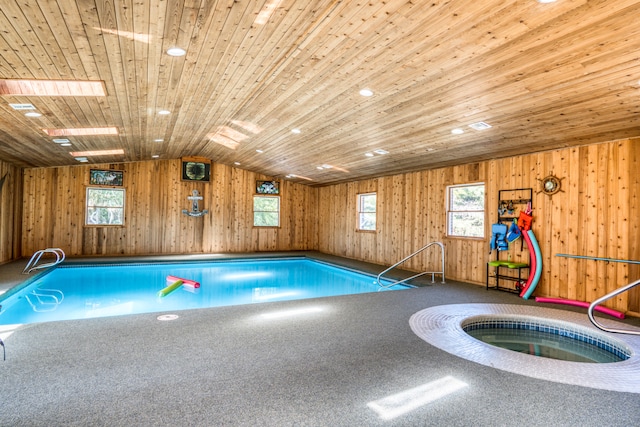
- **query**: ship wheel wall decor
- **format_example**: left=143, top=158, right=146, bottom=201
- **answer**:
left=538, top=175, right=562, bottom=196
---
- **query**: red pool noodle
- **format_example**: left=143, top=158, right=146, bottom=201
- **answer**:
left=534, top=297, right=625, bottom=319
left=166, top=275, right=200, bottom=288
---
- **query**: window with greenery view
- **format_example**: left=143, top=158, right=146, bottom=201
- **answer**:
left=357, top=193, right=377, bottom=231
left=253, top=195, right=280, bottom=227
left=447, top=183, right=484, bottom=238
left=86, top=187, right=125, bottom=225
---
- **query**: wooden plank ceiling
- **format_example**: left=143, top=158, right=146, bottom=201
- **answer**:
left=0, top=0, right=639, bottom=186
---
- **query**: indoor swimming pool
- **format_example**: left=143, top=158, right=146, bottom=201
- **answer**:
left=0, top=258, right=409, bottom=325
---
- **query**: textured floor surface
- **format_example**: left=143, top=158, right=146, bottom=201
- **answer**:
left=1, top=253, right=640, bottom=426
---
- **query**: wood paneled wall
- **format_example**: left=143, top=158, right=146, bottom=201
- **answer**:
left=16, top=139, right=640, bottom=313
left=318, top=139, right=640, bottom=314
left=21, top=160, right=318, bottom=256
left=0, top=160, right=22, bottom=264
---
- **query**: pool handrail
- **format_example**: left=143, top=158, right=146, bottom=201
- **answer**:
left=22, top=248, right=66, bottom=274
left=377, top=241, right=445, bottom=288
left=588, top=279, right=640, bottom=335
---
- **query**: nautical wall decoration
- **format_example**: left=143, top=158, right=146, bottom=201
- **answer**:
left=538, top=174, right=563, bottom=196
left=182, top=190, right=209, bottom=217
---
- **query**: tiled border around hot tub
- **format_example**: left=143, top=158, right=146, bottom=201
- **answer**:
left=409, top=304, right=640, bottom=393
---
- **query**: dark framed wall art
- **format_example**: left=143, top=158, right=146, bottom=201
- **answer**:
left=90, top=169, right=124, bottom=186
left=181, top=157, right=211, bottom=182
left=256, top=180, right=279, bottom=194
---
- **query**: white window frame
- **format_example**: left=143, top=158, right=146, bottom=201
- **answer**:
left=253, top=195, right=280, bottom=227
left=446, top=183, right=485, bottom=238
left=85, top=187, right=125, bottom=226
left=357, top=192, right=377, bottom=231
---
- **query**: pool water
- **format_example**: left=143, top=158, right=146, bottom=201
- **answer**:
left=0, top=259, right=408, bottom=325
left=465, top=327, right=626, bottom=363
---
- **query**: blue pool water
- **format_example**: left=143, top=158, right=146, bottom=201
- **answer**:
left=0, top=259, right=407, bottom=325
left=462, top=318, right=631, bottom=363
left=465, top=327, right=626, bottom=363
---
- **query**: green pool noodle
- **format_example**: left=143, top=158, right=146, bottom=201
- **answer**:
left=158, top=280, right=183, bottom=297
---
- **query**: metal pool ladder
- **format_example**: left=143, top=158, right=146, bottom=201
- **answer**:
left=22, top=248, right=66, bottom=274
left=588, top=279, right=640, bottom=335
left=377, top=241, right=445, bottom=288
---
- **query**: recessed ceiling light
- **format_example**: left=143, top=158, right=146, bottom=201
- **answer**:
left=24, top=112, right=42, bottom=117
left=451, top=128, right=464, bottom=135
left=234, top=162, right=241, bottom=165
left=426, top=148, right=435, bottom=152
left=52, top=138, right=70, bottom=143
left=468, top=121, right=492, bottom=131
left=291, top=128, right=301, bottom=134
left=256, top=149, right=264, bottom=153
left=321, top=164, right=333, bottom=169
left=75, top=157, right=88, bottom=162
left=365, top=152, right=374, bottom=157
left=154, top=139, right=163, bottom=142
left=359, top=88, right=374, bottom=97
left=373, top=149, right=389, bottom=155
left=166, top=47, right=186, bottom=57
left=316, top=166, right=324, bottom=170
left=60, top=143, right=72, bottom=147
left=158, top=110, right=171, bottom=115
left=152, top=155, right=160, bottom=158
left=537, top=0, right=557, bottom=3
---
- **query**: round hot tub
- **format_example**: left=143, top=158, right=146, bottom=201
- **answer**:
left=461, top=315, right=631, bottom=363
left=409, top=304, right=640, bottom=393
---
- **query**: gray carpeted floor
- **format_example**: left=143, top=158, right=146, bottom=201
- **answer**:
left=1, top=254, right=639, bottom=426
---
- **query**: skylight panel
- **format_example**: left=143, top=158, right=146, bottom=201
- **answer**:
left=43, top=127, right=118, bottom=136
left=70, top=149, right=124, bottom=156
left=0, top=79, right=106, bottom=96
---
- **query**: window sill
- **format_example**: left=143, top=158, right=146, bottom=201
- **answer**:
left=445, top=235, right=485, bottom=241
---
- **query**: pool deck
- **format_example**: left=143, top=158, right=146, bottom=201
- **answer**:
left=1, top=252, right=639, bottom=426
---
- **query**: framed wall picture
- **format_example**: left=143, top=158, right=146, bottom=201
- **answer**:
left=256, top=180, right=279, bottom=194
left=90, top=169, right=124, bottom=186
left=181, top=157, right=211, bottom=182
